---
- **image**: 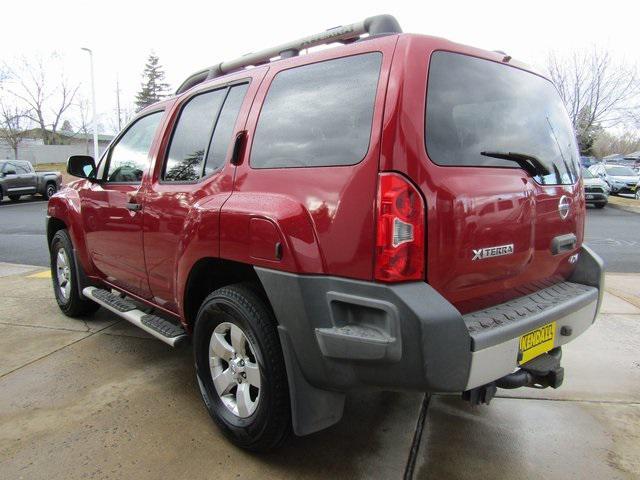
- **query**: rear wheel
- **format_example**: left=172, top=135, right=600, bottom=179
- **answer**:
left=8, top=194, right=21, bottom=202
left=50, top=229, right=100, bottom=317
left=44, top=182, right=57, bottom=200
left=193, top=284, right=290, bottom=452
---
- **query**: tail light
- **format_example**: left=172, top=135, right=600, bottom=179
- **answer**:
left=375, top=172, right=425, bottom=282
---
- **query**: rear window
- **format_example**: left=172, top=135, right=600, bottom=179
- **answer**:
left=250, top=52, right=382, bottom=169
left=606, top=166, right=635, bottom=176
left=425, top=51, right=580, bottom=185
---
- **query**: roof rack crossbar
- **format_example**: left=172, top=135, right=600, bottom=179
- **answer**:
left=176, top=14, right=401, bottom=94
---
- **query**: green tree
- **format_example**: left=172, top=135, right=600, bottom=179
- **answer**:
left=134, top=53, right=171, bottom=112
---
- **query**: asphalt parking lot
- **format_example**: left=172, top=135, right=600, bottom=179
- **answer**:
left=3, top=195, right=640, bottom=271
left=1, top=201, right=640, bottom=479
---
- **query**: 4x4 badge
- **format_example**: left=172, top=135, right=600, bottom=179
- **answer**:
left=472, top=244, right=514, bottom=261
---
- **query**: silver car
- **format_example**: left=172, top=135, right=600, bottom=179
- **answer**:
left=589, top=164, right=640, bottom=195
left=582, top=168, right=609, bottom=208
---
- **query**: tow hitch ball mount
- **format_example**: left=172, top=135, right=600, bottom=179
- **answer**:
left=463, top=348, right=564, bottom=406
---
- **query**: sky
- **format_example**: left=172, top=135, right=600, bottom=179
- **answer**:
left=1, top=0, right=638, bottom=134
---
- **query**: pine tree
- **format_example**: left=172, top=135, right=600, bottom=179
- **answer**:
left=134, top=53, right=171, bottom=112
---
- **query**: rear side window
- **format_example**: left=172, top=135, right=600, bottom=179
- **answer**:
left=164, top=83, right=249, bottom=182
left=250, top=53, right=382, bottom=169
left=16, top=162, right=30, bottom=174
left=425, top=52, right=580, bottom=185
left=203, top=84, right=249, bottom=176
left=164, top=90, right=226, bottom=181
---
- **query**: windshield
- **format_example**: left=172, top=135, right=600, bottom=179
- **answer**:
left=425, top=52, right=580, bottom=185
left=606, top=166, right=636, bottom=176
left=582, top=168, right=594, bottom=179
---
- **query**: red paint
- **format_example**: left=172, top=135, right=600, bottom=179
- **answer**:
left=48, top=32, right=584, bottom=324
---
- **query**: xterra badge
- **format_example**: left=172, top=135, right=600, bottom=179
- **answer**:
left=472, top=244, right=514, bottom=261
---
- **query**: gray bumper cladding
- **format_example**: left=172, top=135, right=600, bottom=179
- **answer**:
left=255, top=244, right=604, bottom=434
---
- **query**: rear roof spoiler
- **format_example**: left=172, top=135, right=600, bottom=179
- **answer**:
left=175, top=14, right=402, bottom=95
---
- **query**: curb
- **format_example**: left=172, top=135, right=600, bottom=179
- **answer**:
left=606, top=196, right=640, bottom=215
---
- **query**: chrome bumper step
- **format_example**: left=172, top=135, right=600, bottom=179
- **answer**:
left=83, top=287, right=187, bottom=347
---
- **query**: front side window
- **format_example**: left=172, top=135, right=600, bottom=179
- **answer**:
left=106, top=111, right=164, bottom=183
left=425, top=52, right=580, bottom=185
left=251, top=52, right=382, bottom=169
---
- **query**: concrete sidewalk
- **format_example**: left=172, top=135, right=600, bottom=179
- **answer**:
left=608, top=195, right=640, bottom=214
left=0, top=265, right=639, bottom=479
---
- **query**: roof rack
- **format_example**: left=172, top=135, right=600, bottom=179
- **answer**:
left=175, top=14, right=402, bottom=94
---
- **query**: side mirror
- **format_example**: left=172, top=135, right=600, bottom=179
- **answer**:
left=67, top=155, right=96, bottom=179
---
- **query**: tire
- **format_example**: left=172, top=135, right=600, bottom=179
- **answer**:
left=50, top=229, right=100, bottom=317
left=44, top=182, right=57, bottom=200
left=594, top=203, right=606, bottom=209
left=635, top=191, right=640, bottom=201
left=0, top=187, right=3, bottom=202
left=8, top=194, right=21, bottom=202
left=193, top=283, right=291, bottom=452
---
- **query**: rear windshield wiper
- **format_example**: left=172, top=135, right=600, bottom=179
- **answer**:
left=480, top=151, right=550, bottom=177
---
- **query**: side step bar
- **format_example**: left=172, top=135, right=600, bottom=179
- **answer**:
left=83, top=287, right=187, bottom=347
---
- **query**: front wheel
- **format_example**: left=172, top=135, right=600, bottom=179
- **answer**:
left=44, top=182, right=57, bottom=200
left=635, top=190, right=640, bottom=201
left=193, top=284, right=291, bottom=452
left=50, top=229, right=100, bottom=317
left=594, top=203, right=606, bottom=209
left=8, top=194, right=21, bottom=202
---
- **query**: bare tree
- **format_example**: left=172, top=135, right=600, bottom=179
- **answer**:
left=0, top=101, right=29, bottom=159
left=546, top=48, right=638, bottom=154
left=3, top=55, right=80, bottom=145
left=592, top=130, right=640, bottom=158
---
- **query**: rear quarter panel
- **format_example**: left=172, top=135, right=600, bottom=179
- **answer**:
left=221, top=35, right=399, bottom=280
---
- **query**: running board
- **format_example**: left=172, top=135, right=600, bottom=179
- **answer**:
left=83, top=287, right=187, bottom=347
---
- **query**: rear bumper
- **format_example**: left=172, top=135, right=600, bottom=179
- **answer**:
left=256, top=244, right=604, bottom=394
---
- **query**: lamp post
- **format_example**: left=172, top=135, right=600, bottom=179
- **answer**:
left=81, top=47, right=99, bottom=161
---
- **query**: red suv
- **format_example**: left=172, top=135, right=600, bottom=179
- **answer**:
left=47, top=15, right=603, bottom=451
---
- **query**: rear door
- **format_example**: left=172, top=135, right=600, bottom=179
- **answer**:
left=385, top=39, right=583, bottom=313
left=17, top=161, right=37, bottom=193
left=143, top=69, right=265, bottom=313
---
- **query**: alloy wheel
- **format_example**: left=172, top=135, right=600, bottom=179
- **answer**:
left=56, top=248, right=72, bottom=300
left=209, top=321, right=261, bottom=418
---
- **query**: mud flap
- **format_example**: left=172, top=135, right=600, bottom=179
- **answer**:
left=278, top=326, right=345, bottom=436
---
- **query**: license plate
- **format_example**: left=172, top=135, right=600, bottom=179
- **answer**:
left=586, top=194, right=594, bottom=199
left=519, top=322, right=556, bottom=364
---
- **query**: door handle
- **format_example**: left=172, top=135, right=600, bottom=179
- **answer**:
left=126, top=202, right=141, bottom=212
left=551, top=233, right=577, bottom=255
left=230, top=130, right=247, bottom=166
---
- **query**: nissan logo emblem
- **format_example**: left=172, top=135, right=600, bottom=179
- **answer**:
left=558, top=196, right=571, bottom=220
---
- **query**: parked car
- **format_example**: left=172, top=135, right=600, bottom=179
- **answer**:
left=0, top=160, right=62, bottom=202
left=589, top=164, right=640, bottom=195
left=47, top=15, right=604, bottom=452
left=580, top=156, right=597, bottom=168
left=582, top=168, right=608, bottom=208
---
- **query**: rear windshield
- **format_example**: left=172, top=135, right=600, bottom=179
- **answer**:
left=582, top=168, right=594, bottom=179
left=425, top=51, right=580, bottom=185
left=606, top=166, right=635, bottom=176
